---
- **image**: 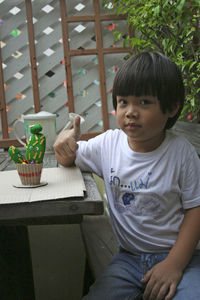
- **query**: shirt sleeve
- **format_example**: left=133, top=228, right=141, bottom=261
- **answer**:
left=180, top=142, right=200, bottom=209
left=75, top=132, right=106, bottom=177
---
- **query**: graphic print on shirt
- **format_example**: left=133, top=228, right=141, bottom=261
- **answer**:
left=109, top=169, right=162, bottom=216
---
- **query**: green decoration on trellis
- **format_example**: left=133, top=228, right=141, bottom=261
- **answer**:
left=48, top=92, right=56, bottom=98
left=77, top=68, right=86, bottom=75
left=92, top=57, right=98, bottom=65
left=95, top=99, right=101, bottom=107
left=97, top=120, right=103, bottom=127
left=79, top=89, right=87, bottom=97
left=93, top=79, right=100, bottom=86
left=10, top=28, right=21, bottom=37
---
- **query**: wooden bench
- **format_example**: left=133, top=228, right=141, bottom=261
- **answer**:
left=81, top=120, right=200, bottom=287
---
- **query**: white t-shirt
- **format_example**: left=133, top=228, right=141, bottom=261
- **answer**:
left=75, top=129, right=200, bottom=253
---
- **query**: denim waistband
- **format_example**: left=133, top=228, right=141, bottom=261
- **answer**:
left=119, top=247, right=168, bottom=256
left=119, top=247, right=200, bottom=257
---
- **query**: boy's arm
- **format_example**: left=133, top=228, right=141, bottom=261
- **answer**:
left=143, top=206, right=200, bottom=300
left=53, top=116, right=81, bottom=167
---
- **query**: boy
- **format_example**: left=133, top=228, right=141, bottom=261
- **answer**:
left=54, top=52, right=200, bottom=300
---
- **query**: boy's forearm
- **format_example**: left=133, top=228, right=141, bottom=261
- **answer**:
left=166, top=206, right=200, bottom=270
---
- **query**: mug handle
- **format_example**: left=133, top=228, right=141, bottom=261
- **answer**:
left=13, top=119, right=26, bottom=146
left=62, top=113, right=85, bottom=131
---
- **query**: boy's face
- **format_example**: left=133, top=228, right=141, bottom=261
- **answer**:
left=116, top=95, right=178, bottom=152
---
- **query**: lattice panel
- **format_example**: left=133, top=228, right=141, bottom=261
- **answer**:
left=68, top=22, right=96, bottom=50
left=32, top=0, right=68, bottom=133
left=0, top=0, right=33, bottom=139
left=71, top=55, right=103, bottom=132
left=66, top=0, right=94, bottom=16
left=0, top=118, right=2, bottom=139
left=0, top=0, right=131, bottom=147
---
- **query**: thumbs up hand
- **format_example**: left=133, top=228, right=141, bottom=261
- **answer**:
left=53, top=116, right=81, bottom=167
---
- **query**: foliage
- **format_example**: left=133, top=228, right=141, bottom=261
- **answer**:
left=103, top=0, right=200, bottom=121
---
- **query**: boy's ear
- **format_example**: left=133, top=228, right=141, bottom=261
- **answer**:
left=169, top=103, right=180, bottom=118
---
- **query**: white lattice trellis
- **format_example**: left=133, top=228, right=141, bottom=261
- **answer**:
left=0, top=0, right=132, bottom=148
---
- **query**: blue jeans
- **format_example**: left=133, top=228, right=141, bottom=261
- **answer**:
left=83, top=249, right=200, bottom=300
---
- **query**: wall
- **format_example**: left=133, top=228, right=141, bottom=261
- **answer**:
left=29, top=224, right=85, bottom=300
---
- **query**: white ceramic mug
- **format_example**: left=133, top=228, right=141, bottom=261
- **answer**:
left=13, top=111, right=85, bottom=151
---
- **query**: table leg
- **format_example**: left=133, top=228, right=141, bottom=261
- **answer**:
left=0, top=226, right=35, bottom=299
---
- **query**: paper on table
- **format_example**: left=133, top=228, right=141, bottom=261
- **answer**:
left=0, top=167, right=86, bottom=204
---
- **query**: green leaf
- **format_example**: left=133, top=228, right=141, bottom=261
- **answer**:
left=191, top=98, right=195, bottom=107
left=103, top=0, right=200, bottom=119
left=153, top=6, right=160, bottom=16
left=177, top=0, right=185, bottom=11
left=189, top=61, right=197, bottom=71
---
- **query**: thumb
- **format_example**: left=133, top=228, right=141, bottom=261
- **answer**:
left=73, top=115, right=81, bottom=140
left=141, top=269, right=152, bottom=283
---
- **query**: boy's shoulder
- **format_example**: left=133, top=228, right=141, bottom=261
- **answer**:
left=78, top=129, right=124, bottom=149
left=90, top=128, right=123, bottom=142
left=103, top=128, right=121, bottom=136
left=167, top=130, right=196, bottom=153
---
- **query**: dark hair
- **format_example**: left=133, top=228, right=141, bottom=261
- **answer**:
left=112, top=52, right=185, bottom=129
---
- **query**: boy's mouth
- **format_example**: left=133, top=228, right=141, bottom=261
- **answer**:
left=125, top=123, right=141, bottom=129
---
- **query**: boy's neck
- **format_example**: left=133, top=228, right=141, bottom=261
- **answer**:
left=127, top=132, right=166, bottom=153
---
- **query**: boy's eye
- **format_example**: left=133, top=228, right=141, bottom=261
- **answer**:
left=140, top=99, right=152, bottom=105
left=118, top=99, right=127, bottom=105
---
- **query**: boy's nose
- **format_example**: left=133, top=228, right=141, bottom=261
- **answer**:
left=126, top=105, right=139, bottom=118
